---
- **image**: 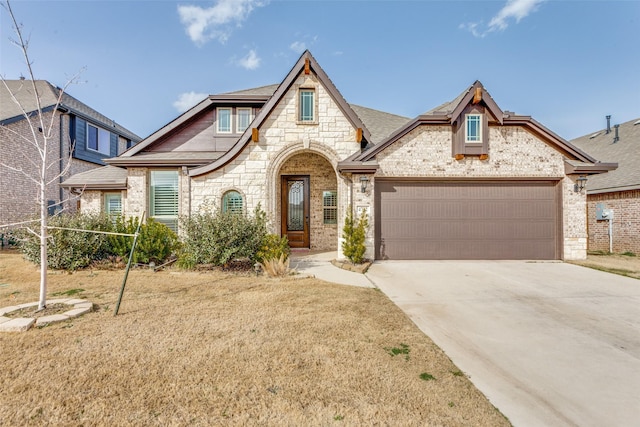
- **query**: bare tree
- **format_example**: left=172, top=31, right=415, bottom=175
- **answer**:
left=1, top=0, right=82, bottom=310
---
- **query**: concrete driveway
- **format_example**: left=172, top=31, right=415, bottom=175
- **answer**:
left=366, top=261, right=640, bottom=427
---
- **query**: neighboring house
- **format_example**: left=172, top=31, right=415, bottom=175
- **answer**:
left=62, top=51, right=616, bottom=261
left=571, top=117, right=640, bottom=254
left=0, top=79, right=141, bottom=227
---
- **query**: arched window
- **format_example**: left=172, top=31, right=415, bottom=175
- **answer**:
left=222, top=190, right=243, bottom=214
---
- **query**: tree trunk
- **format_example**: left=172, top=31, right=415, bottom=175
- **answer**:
left=38, top=153, right=48, bottom=311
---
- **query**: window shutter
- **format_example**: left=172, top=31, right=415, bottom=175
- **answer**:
left=150, top=171, right=179, bottom=231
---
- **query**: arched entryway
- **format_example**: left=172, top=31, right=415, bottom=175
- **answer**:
left=278, top=151, right=338, bottom=250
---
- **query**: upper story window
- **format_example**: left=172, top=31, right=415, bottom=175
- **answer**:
left=236, top=108, right=253, bottom=132
left=217, top=108, right=232, bottom=133
left=299, top=89, right=315, bottom=122
left=465, top=114, right=482, bottom=143
left=87, top=123, right=111, bottom=155
left=222, top=190, right=243, bottom=214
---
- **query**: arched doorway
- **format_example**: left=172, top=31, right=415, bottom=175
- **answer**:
left=278, top=151, right=338, bottom=250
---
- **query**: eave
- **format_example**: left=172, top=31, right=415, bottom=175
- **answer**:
left=337, top=161, right=379, bottom=174
left=564, top=160, right=618, bottom=175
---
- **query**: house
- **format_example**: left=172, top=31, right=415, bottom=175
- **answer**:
left=0, top=80, right=141, bottom=227
left=571, top=117, right=640, bottom=254
left=62, top=51, right=616, bottom=261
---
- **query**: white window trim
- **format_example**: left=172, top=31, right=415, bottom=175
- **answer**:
left=86, top=123, right=111, bottom=155
left=217, top=107, right=232, bottom=134
left=104, top=192, right=122, bottom=217
left=322, top=190, right=338, bottom=225
left=465, top=113, right=483, bottom=144
left=298, top=88, right=317, bottom=124
left=236, top=107, right=253, bottom=133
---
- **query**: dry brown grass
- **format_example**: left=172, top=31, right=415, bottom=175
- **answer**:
left=570, top=253, right=640, bottom=279
left=0, top=250, right=508, bottom=426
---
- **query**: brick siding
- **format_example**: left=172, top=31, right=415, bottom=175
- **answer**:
left=587, top=190, right=640, bottom=254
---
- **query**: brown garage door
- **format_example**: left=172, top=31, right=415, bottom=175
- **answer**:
left=375, top=180, right=560, bottom=260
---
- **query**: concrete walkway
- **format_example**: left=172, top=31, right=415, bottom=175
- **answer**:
left=289, top=250, right=373, bottom=288
left=366, top=260, right=640, bottom=427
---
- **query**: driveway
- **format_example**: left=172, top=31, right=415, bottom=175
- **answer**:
left=366, top=261, right=640, bottom=427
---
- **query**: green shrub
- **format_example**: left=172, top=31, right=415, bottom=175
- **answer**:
left=256, top=234, right=290, bottom=263
left=342, top=206, right=368, bottom=264
left=110, top=216, right=179, bottom=264
left=178, top=205, right=268, bottom=268
left=18, top=213, right=114, bottom=271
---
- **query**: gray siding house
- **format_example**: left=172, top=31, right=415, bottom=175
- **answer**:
left=0, top=80, right=141, bottom=227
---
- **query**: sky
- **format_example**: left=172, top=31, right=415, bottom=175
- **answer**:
left=1, top=0, right=638, bottom=141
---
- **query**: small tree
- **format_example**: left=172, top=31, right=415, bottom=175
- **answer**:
left=1, top=0, right=82, bottom=310
left=342, top=206, right=369, bottom=264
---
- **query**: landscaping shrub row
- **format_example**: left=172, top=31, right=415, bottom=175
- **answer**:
left=17, top=206, right=287, bottom=271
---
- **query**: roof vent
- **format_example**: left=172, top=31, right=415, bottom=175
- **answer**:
left=634, top=119, right=640, bottom=126
left=613, top=124, right=620, bottom=143
left=589, top=132, right=601, bottom=139
left=606, top=115, right=611, bottom=134
left=19, top=75, right=25, bottom=80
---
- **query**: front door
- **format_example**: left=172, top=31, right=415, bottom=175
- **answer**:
left=281, top=176, right=310, bottom=248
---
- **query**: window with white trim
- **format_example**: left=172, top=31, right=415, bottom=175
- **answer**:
left=465, top=114, right=482, bottom=143
left=299, top=89, right=315, bottom=122
left=217, top=108, right=232, bottom=133
left=87, top=123, right=111, bottom=155
left=323, top=190, right=337, bottom=224
left=150, top=170, right=179, bottom=232
left=222, top=190, right=243, bottom=214
left=104, top=193, right=122, bottom=218
left=236, top=107, right=253, bottom=132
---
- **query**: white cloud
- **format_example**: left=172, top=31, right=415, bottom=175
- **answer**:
left=173, top=91, right=208, bottom=113
left=236, top=49, right=261, bottom=70
left=462, top=0, right=544, bottom=38
left=289, top=41, right=306, bottom=54
left=178, top=0, right=267, bottom=45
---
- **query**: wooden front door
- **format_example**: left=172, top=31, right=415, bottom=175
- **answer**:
left=281, top=176, right=310, bottom=248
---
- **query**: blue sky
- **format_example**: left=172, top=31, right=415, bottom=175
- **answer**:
left=1, top=0, right=638, bottom=141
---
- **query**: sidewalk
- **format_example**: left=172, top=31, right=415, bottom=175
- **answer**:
left=289, top=250, right=374, bottom=288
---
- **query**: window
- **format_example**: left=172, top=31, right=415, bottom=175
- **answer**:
left=104, top=193, right=122, bottom=218
left=465, top=114, right=482, bottom=143
left=217, top=108, right=232, bottom=133
left=299, top=89, right=315, bottom=122
left=222, top=190, right=243, bottom=214
left=236, top=108, right=252, bottom=132
left=87, top=123, right=111, bottom=155
left=323, top=190, right=337, bottom=224
left=150, top=170, right=179, bottom=232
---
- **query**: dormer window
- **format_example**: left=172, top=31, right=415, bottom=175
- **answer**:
left=299, top=89, right=315, bottom=122
left=465, top=114, right=482, bottom=143
left=236, top=107, right=253, bottom=132
left=217, top=108, right=232, bottom=133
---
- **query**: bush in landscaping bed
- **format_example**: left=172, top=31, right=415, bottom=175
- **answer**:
left=110, top=216, right=180, bottom=264
left=178, top=206, right=268, bottom=268
left=18, top=212, right=114, bottom=271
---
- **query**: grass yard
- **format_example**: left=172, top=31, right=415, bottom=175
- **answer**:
left=0, top=251, right=508, bottom=426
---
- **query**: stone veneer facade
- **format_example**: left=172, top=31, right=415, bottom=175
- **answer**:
left=76, top=68, right=591, bottom=260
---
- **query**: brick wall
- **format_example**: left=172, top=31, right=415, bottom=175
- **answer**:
left=374, top=125, right=588, bottom=260
left=0, top=110, right=62, bottom=226
left=587, top=190, right=640, bottom=254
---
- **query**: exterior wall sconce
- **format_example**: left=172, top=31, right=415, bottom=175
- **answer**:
left=575, top=175, right=587, bottom=193
left=360, top=176, right=369, bottom=193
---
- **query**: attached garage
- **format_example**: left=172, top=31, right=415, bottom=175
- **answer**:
left=375, top=180, right=561, bottom=260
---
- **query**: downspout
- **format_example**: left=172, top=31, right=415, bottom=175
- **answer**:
left=58, top=109, right=69, bottom=209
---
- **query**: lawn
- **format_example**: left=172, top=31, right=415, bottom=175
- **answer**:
left=0, top=251, right=508, bottom=426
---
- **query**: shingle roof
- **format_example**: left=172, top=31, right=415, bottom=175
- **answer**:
left=350, top=104, right=410, bottom=144
left=61, top=165, right=128, bottom=190
left=571, top=117, right=640, bottom=193
left=222, top=84, right=280, bottom=96
left=0, top=80, right=141, bottom=142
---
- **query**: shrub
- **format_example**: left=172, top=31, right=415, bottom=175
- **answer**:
left=256, top=234, right=290, bottom=263
left=178, top=205, right=268, bottom=268
left=18, top=212, right=114, bottom=271
left=110, top=216, right=179, bottom=264
left=342, top=206, right=368, bottom=264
